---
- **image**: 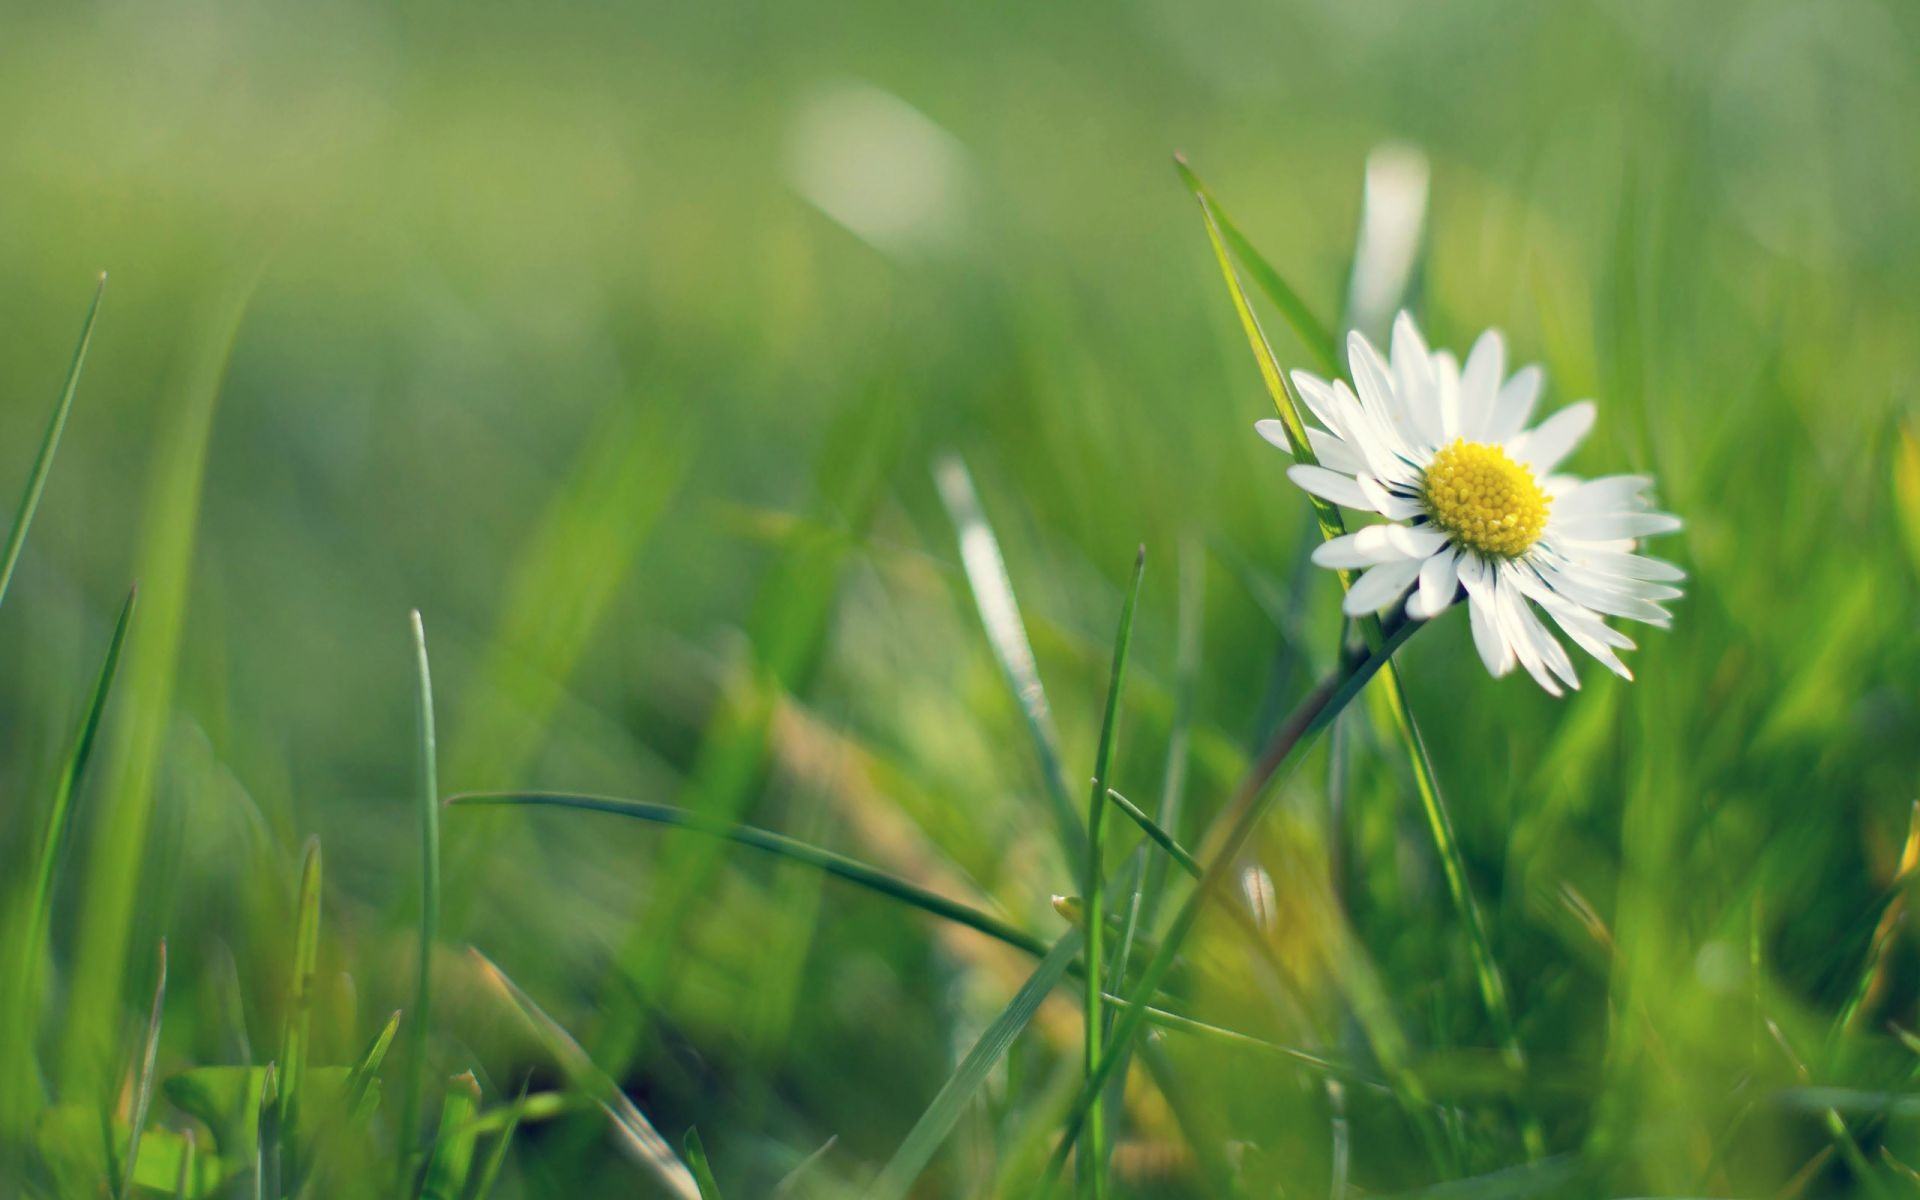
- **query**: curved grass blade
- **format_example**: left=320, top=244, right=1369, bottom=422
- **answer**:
left=256, top=1063, right=279, bottom=1200
left=866, top=930, right=1082, bottom=1200
left=448, top=792, right=1332, bottom=1063
left=1172, top=158, right=1338, bottom=375
left=6, top=585, right=136, bottom=1127
left=171, top=1128, right=196, bottom=1199
left=685, top=1128, right=724, bottom=1200
left=772, top=1135, right=838, bottom=1199
left=449, top=791, right=1048, bottom=957
left=0, top=274, right=106, bottom=612
left=118, top=939, right=166, bottom=1200
left=400, top=610, right=440, bottom=1170
left=933, top=453, right=1087, bottom=867
left=1104, top=788, right=1200, bottom=879
left=1081, top=547, right=1144, bottom=1198
left=470, top=949, right=699, bottom=1199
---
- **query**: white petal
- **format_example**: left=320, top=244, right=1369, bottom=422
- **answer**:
left=1307, top=428, right=1370, bottom=475
left=1385, top=524, right=1448, bottom=558
left=1458, top=329, right=1506, bottom=441
left=1484, top=364, right=1543, bottom=444
left=1457, top=555, right=1515, bottom=676
left=1431, top=350, right=1462, bottom=442
left=1312, top=525, right=1423, bottom=569
left=1552, top=474, right=1654, bottom=516
left=1287, top=465, right=1376, bottom=512
left=1554, top=511, right=1684, bottom=541
left=1254, top=418, right=1293, bottom=454
left=1494, top=577, right=1570, bottom=695
left=1390, top=312, right=1442, bottom=448
left=1346, top=332, right=1416, bottom=460
left=1342, top=556, right=1423, bottom=616
left=1567, top=549, right=1686, bottom=582
left=1511, top=401, right=1596, bottom=474
left=1501, top=564, right=1579, bottom=691
left=1533, top=559, right=1673, bottom=626
left=1409, top=546, right=1462, bottom=619
left=1356, top=475, right=1423, bottom=519
left=1535, top=594, right=1634, bottom=680
left=1292, top=372, right=1361, bottom=442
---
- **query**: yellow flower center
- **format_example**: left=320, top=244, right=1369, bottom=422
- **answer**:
left=1422, top=439, right=1550, bottom=558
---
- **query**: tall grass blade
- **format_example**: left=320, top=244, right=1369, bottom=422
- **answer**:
left=470, top=949, right=699, bottom=1199
left=64, top=278, right=252, bottom=1093
left=933, top=453, right=1087, bottom=867
left=1104, top=788, right=1200, bottom=879
left=348, top=1010, right=402, bottom=1120
left=1172, top=160, right=1338, bottom=374
left=866, top=930, right=1082, bottom=1200
left=1081, top=546, right=1144, bottom=1199
left=5, top=585, right=136, bottom=1128
left=1835, top=800, right=1920, bottom=1037
left=118, top=939, right=165, bottom=1200
left=171, top=1129, right=195, bottom=1199
left=401, top=610, right=440, bottom=1172
left=1139, top=537, right=1201, bottom=930
left=0, top=274, right=105, bottom=612
left=684, top=1128, right=724, bottom=1200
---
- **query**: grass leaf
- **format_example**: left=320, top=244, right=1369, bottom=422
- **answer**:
left=468, top=1076, right=533, bottom=1199
left=685, top=1128, right=724, bottom=1200
left=420, top=1072, right=482, bottom=1200
left=117, top=938, right=166, bottom=1200
left=5, top=585, right=136, bottom=1128
left=933, top=453, right=1088, bottom=867
left=1081, top=546, right=1145, bottom=1198
left=400, top=610, right=440, bottom=1169
left=278, top=838, right=323, bottom=1177
left=0, top=274, right=106, bottom=611
left=866, top=930, right=1083, bottom=1200
left=470, top=949, right=700, bottom=1199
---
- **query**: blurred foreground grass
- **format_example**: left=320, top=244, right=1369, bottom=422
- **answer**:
left=2, top=0, right=1920, bottom=1194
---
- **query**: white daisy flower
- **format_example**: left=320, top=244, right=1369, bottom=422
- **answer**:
left=1257, top=311, right=1683, bottom=695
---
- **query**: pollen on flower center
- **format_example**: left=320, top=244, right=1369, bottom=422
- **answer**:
left=1421, top=439, right=1550, bottom=558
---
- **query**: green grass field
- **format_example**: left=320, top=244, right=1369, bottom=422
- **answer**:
left=3, top=0, right=1919, bottom=1195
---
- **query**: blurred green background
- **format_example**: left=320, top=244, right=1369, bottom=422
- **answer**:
left=3, top=0, right=1920, bottom=1193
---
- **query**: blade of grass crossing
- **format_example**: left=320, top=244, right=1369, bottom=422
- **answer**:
left=0, top=274, right=105, bottom=612
left=401, top=611, right=440, bottom=1173
left=471, top=950, right=699, bottom=1199
left=1140, top=537, right=1201, bottom=931
left=118, top=939, right=165, bottom=1200
left=866, top=930, right=1083, bottom=1200
left=685, top=1129, right=724, bottom=1200
left=348, top=1010, right=403, bottom=1120
left=1081, top=547, right=1144, bottom=1199
left=1041, top=620, right=1423, bottom=1192
left=5, top=586, right=136, bottom=1129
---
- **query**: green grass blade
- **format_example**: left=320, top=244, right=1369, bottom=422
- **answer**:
left=5, top=584, right=136, bottom=1129
left=1139, top=537, right=1201, bottom=930
left=684, top=1128, right=724, bottom=1200
left=469, top=1076, right=532, bottom=1199
left=348, top=1010, right=402, bottom=1120
left=933, top=453, right=1088, bottom=868
left=171, top=1128, right=196, bottom=1199
left=866, top=930, right=1083, bottom=1200
left=1041, top=620, right=1423, bottom=1192
left=0, top=274, right=105, bottom=612
left=420, top=1072, right=482, bottom=1200
left=278, top=838, right=322, bottom=1174
left=1104, top=788, right=1200, bottom=879
left=1081, top=546, right=1144, bottom=1199
left=118, top=938, right=166, bottom=1200
left=64, top=277, right=251, bottom=1097
left=470, top=949, right=699, bottom=1199
left=401, top=610, right=440, bottom=1171
left=1172, top=158, right=1339, bottom=375
left=256, top=1063, right=279, bottom=1200
left=448, top=791, right=1049, bottom=956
